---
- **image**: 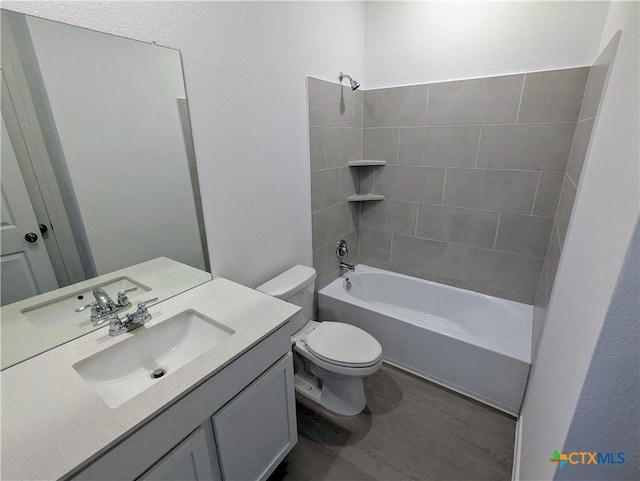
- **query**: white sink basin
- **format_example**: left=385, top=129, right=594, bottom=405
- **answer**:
left=73, top=309, right=235, bottom=408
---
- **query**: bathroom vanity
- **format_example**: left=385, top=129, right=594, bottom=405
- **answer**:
left=1, top=257, right=212, bottom=370
left=1, top=278, right=301, bottom=481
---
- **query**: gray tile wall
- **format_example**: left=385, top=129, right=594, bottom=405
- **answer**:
left=532, top=34, right=620, bottom=358
left=359, top=67, right=590, bottom=304
left=307, top=63, right=602, bottom=316
left=308, top=78, right=363, bottom=289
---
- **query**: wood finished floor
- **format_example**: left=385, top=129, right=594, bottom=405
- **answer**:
left=271, top=364, right=515, bottom=481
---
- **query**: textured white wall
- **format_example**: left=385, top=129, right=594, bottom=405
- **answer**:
left=364, top=1, right=609, bottom=88
left=5, top=1, right=365, bottom=287
left=518, top=1, right=639, bottom=479
left=556, top=221, right=639, bottom=480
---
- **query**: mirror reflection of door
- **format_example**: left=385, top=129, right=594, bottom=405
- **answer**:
left=1, top=114, right=58, bottom=304
left=1, top=9, right=208, bottom=308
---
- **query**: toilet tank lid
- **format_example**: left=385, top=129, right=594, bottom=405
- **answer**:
left=256, top=265, right=316, bottom=299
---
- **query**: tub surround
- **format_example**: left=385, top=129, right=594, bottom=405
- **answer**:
left=359, top=67, right=590, bottom=305
left=532, top=34, right=620, bottom=359
left=308, top=67, right=590, bottom=305
left=309, top=78, right=363, bottom=289
left=1, top=278, right=300, bottom=480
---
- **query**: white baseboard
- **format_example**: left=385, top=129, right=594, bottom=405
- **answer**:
left=512, top=415, right=524, bottom=481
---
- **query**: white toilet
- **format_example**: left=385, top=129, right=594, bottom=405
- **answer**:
left=257, top=265, right=382, bottom=416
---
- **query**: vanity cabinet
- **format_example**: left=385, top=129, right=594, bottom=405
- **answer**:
left=138, top=424, right=219, bottom=481
left=70, top=326, right=296, bottom=481
left=213, top=354, right=296, bottom=480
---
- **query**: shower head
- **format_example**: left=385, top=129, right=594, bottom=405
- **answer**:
left=339, top=72, right=360, bottom=91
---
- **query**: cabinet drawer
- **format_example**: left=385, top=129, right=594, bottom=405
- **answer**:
left=212, top=353, right=296, bottom=481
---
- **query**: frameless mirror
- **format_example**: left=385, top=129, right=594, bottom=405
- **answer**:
left=1, top=10, right=211, bottom=369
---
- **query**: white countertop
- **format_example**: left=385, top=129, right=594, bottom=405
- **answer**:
left=1, top=257, right=212, bottom=369
left=0, top=278, right=300, bottom=481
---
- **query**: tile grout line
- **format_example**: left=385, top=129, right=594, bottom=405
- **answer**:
left=531, top=172, right=542, bottom=215
left=414, top=204, right=420, bottom=236
left=424, top=85, right=430, bottom=126
left=389, top=233, right=394, bottom=264
left=441, top=168, right=447, bottom=205
left=567, top=170, right=578, bottom=190
left=361, top=227, right=547, bottom=260
left=475, top=126, right=483, bottom=168
left=352, top=198, right=555, bottom=219
left=317, top=164, right=566, bottom=174
left=323, top=128, right=328, bottom=170
left=411, top=231, right=547, bottom=260
left=552, top=174, right=568, bottom=221
left=493, top=213, right=502, bottom=250
left=544, top=253, right=549, bottom=303
left=357, top=120, right=579, bottom=129
left=396, top=125, right=401, bottom=164
left=555, top=217, right=563, bottom=251
left=515, top=74, right=527, bottom=123
left=358, top=201, right=362, bottom=253
left=373, top=165, right=377, bottom=193
left=312, top=199, right=352, bottom=216
left=356, top=201, right=362, bottom=264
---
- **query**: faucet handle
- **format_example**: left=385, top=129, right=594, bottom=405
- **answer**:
left=108, top=314, right=127, bottom=336
left=125, top=298, right=157, bottom=325
left=136, top=302, right=149, bottom=315
left=137, top=297, right=158, bottom=311
left=336, top=239, right=349, bottom=259
left=117, top=290, right=130, bottom=306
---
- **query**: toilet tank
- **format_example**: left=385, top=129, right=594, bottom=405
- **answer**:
left=256, top=265, right=316, bottom=333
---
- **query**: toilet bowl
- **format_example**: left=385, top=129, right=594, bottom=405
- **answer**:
left=257, top=265, right=382, bottom=415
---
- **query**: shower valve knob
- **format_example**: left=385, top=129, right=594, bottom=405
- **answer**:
left=336, top=239, right=349, bottom=259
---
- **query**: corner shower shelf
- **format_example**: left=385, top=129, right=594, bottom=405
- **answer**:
left=347, top=194, right=385, bottom=202
left=346, top=161, right=387, bottom=202
left=347, top=160, right=387, bottom=167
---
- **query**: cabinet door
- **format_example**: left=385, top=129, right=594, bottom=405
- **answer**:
left=212, top=353, right=297, bottom=481
left=138, top=424, right=220, bottom=481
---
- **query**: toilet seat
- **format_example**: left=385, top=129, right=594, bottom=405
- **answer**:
left=305, top=322, right=382, bottom=368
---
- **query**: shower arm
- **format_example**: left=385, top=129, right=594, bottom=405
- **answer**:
left=339, top=72, right=360, bottom=91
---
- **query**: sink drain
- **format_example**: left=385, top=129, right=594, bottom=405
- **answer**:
left=151, top=368, right=166, bottom=379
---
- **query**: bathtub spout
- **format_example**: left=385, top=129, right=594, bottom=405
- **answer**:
left=339, top=261, right=355, bottom=272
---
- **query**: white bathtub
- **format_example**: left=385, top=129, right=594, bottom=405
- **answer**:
left=318, top=264, right=532, bottom=415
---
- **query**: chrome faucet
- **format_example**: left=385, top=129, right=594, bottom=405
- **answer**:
left=93, top=287, right=116, bottom=312
left=91, top=288, right=130, bottom=325
left=339, top=261, right=355, bottom=272
left=108, top=301, right=154, bottom=336
left=90, top=288, right=134, bottom=326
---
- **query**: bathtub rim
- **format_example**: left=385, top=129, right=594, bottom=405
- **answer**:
left=318, top=264, right=532, bottom=364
